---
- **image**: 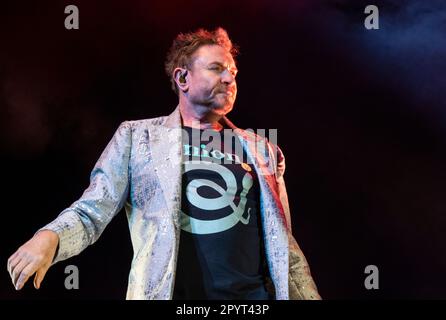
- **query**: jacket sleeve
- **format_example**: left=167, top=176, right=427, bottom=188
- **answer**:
left=275, top=145, right=322, bottom=300
left=38, top=121, right=132, bottom=264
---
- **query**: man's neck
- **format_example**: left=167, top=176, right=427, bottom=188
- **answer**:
left=179, top=101, right=224, bottom=131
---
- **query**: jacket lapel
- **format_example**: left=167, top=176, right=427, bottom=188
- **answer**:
left=147, top=107, right=183, bottom=230
left=228, top=125, right=290, bottom=300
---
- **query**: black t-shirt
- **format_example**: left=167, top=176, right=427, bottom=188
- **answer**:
left=173, top=126, right=272, bottom=300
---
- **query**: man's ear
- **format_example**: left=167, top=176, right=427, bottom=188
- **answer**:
left=173, top=67, right=189, bottom=92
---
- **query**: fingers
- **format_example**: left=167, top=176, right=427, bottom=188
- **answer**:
left=7, top=251, right=19, bottom=276
left=11, top=257, right=32, bottom=289
left=15, top=262, right=39, bottom=291
left=33, top=273, right=39, bottom=289
left=34, top=265, right=49, bottom=289
left=9, top=252, right=41, bottom=290
left=11, top=257, right=29, bottom=284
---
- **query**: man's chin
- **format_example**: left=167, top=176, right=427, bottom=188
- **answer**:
left=213, top=96, right=235, bottom=109
left=210, top=103, right=233, bottom=115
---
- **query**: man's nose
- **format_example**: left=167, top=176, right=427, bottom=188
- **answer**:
left=221, top=70, right=236, bottom=84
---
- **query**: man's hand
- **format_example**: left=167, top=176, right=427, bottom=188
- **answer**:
left=7, top=230, right=59, bottom=290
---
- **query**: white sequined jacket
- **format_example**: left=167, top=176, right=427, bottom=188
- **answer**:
left=40, top=106, right=321, bottom=300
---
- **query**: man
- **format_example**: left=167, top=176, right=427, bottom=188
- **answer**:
left=7, top=28, right=321, bottom=300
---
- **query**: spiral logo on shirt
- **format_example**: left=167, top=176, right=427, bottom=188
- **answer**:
left=180, top=160, right=253, bottom=234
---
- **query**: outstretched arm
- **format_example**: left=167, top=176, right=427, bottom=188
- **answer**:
left=7, top=121, right=132, bottom=290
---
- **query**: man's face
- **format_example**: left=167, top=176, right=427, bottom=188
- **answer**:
left=186, top=44, right=238, bottom=116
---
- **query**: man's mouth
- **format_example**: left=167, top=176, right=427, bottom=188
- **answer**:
left=218, top=90, right=234, bottom=96
left=215, top=87, right=235, bottom=96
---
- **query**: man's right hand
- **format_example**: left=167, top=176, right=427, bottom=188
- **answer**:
left=7, top=230, right=59, bottom=290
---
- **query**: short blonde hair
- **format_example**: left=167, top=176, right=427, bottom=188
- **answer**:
left=164, top=27, right=239, bottom=94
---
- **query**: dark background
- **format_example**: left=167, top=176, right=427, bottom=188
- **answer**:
left=1, top=0, right=445, bottom=299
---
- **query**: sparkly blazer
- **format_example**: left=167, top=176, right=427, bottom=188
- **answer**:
left=40, top=106, right=321, bottom=300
